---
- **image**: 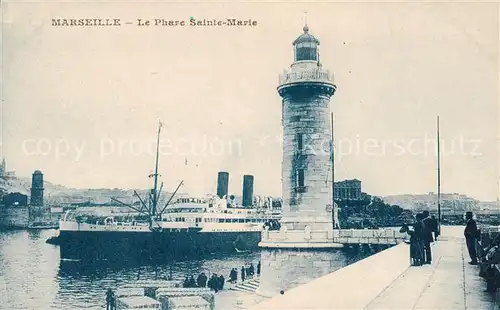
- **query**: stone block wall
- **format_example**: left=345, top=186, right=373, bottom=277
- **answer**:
left=116, top=296, right=160, bottom=309
left=281, top=92, right=333, bottom=231
left=256, top=248, right=344, bottom=297
left=155, top=288, right=214, bottom=310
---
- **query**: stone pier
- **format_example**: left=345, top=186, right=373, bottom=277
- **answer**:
left=250, top=226, right=497, bottom=310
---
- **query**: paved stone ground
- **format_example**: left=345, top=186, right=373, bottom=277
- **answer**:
left=214, top=289, right=265, bottom=310
left=212, top=277, right=267, bottom=310
left=366, top=228, right=496, bottom=310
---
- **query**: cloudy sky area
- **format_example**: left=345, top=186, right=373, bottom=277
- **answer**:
left=1, top=1, right=499, bottom=201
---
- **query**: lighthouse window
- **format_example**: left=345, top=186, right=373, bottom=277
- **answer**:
left=296, top=133, right=304, bottom=151
left=297, top=169, right=305, bottom=187
left=296, top=43, right=318, bottom=62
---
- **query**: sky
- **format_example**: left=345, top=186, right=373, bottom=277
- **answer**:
left=1, top=1, right=499, bottom=201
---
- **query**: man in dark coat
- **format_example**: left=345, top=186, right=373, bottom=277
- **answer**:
left=106, top=288, right=115, bottom=310
left=183, top=276, right=190, bottom=288
left=241, top=266, right=246, bottom=282
left=197, top=273, right=207, bottom=288
left=197, top=273, right=203, bottom=287
left=422, top=211, right=434, bottom=264
left=464, top=211, right=479, bottom=265
left=218, top=275, right=225, bottom=290
left=248, top=263, right=255, bottom=277
left=187, top=275, right=196, bottom=288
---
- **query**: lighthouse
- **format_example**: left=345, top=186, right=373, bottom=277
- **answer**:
left=278, top=23, right=336, bottom=233
left=256, top=22, right=342, bottom=298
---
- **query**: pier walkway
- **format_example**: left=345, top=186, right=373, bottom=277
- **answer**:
left=251, top=226, right=497, bottom=310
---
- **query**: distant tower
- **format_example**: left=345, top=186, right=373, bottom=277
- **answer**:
left=216, top=171, right=229, bottom=199
left=278, top=23, right=336, bottom=231
left=242, top=175, right=254, bottom=208
left=0, top=158, right=5, bottom=176
left=30, top=170, right=44, bottom=206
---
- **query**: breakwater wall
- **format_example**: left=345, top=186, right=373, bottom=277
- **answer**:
left=252, top=242, right=409, bottom=309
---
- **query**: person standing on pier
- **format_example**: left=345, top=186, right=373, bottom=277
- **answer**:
left=257, top=261, right=261, bottom=276
left=430, top=215, right=439, bottom=240
left=422, top=211, right=434, bottom=264
left=241, top=266, right=246, bottom=282
left=197, top=272, right=207, bottom=288
left=219, top=274, right=225, bottom=290
left=413, top=213, right=425, bottom=266
left=229, top=268, right=237, bottom=283
left=464, top=211, right=479, bottom=265
left=248, top=263, right=255, bottom=278
left=106, top=288, right=116, bottom=310
left=208, top=274, right=219, bottom=292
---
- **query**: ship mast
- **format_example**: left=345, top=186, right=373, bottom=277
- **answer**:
left=111, top=120, right=183, bottom=230
left=150, top=121, right=162, bottom=217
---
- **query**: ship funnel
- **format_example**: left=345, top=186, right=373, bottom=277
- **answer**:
left=242, top=175, right=254, bottom=208
left=216, top=171, right=229, bottom=199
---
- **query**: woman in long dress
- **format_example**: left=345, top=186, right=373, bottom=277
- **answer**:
left=412, top=213, right=425, bottom=266
left=400, top=215, right=424, bottom=266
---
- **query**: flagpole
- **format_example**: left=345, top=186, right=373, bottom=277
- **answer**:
left=437, top=116, right=441, bottom=234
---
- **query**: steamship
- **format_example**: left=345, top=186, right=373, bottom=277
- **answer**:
left=55, top=123, right=281, bottom=262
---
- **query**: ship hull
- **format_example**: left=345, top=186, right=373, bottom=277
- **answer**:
left=58, top=229, right=262, bottom=262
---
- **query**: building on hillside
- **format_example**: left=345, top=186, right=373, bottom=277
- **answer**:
left=2, top=192, right=28, bottom=207
left=382, top=192, right=479, bottom=212
left=334, top=179, right=362, bottom=201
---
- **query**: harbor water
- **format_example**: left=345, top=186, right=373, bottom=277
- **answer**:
left=0, top=229, right=381, bottom=309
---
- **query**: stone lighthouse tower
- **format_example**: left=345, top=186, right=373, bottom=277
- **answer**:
left=256, top=23, right=340, bottom=298
left=278, top=24, right=336, bottom=233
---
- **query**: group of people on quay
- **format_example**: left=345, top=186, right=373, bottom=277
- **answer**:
left=263, top=219, right=281, bottom=231
left=183, top=273, right=226, bottom=292
left=229, top=261, right=261, bottom=283
left=182, top=261, right=261, bottom=293
left=400, top=210, right=439, bottom=266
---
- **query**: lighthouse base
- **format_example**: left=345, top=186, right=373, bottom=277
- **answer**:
left=255, top=246, right=344, bottom=298
left=259, top=217, right=344, bottom=249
